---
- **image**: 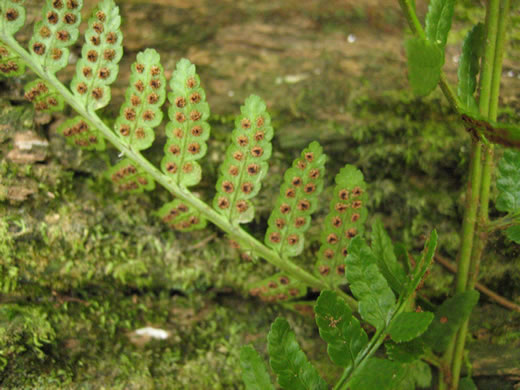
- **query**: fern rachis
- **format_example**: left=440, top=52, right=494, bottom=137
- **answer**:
left=0, top=0, right=359, bottom=308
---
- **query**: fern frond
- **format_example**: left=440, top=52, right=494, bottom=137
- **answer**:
left=70, top=0, right=122, bottom=111
left=0, top=0, right=359, bottom=314
left=29, top=0, right=82, bottom=73
left=240, top=345, right=275, bottom=390
left=115, top=48, right=166, bottom=150
left=315, top=290, right=368, bottom=367
left=315, top=165, right=368, bottom=287
left=157, top=200, right=207, bottom=231
left=268, top=317, right=328, bottom=390
left=346, top=236, right=396, bottom=330
left=0, top=0, right=26, bottom=36
left=0, top=43, right=24, bottom=76
left=248, top=273, right=306, bottom=303
left=57, top=116, right=106, bottom=150
left=24, top=79, right=64, bottom=112
left=161, top=58, right=210, bottom=187
left=213, top=95, right=273, bottom=224
left=108, top=157, right=155, bottom=193
left=265, top=141, right=326, bottom=257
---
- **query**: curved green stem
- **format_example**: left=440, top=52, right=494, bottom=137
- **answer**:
left=398, top=0, right=426, bottom=39
left=0, top=33, right=359, bottom=311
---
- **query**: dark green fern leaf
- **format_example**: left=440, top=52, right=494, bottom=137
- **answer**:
left=496, top=149, right=520, bottom=213
left=371, top=218, right=407, bottom=294
left=425, top=0, right=455, bottom=50
left=457, top=23, right=484, bottom=116
left=268, top=317, right=328, bottom=390
left=240, top=345, right=275, bottom=390
left=421, top=290, right=479, bottom=353
left=315, top=290, right=367, bottom=367
left=405, top=37, right=443, bottom=97
left=349, top=358, right=406, bottom=390
left=345, top=236, right=396, bottom=331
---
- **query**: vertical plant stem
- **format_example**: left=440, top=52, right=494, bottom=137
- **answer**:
left=488, top=0, right=510, bottom=124
left=477, top=0, right=502, bottom=119
left=393, top=2, right=498, bottom=388
left=470, top=0, right=512, bottom=289
left=453, top=142, right=483, bottom=295
left=444, top=140, right=483, bottom=387
left=454, top=0, right=502, bottom=293
left=449, top=0, right=508, bottom=388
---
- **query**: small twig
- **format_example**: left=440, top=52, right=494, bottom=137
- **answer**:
left=434, top=255, right=520, bottom=312
left=52, top=290, right=90, bottom=306
left=188, top=233, right=217, bottom=251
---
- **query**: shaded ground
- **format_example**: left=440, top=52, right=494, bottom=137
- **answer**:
left=1, top=0, right=520, bottom=388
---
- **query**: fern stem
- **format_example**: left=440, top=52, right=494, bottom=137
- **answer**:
left=488, top=2, right=510, bottom=122
left=397, top=0, right=425, bottom=40
left=335, top=271, right=432, bottom=390
left=0, top=33, right=359, bottom=311
left=397, top=0, right=463, bottom=114
left=450, top=1, right=510, bottom=388
left=453, top=141, right=483, bottom=295
left=335, top=299, right=410, bottom=390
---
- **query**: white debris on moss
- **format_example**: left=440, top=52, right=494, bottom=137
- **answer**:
left=134, top=327, right=169, bottom=340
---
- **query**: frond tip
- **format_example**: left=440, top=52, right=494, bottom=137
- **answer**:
left=213, top=95, right=273, bottom=224
left=70, top=0, right=122, bottom=111
left=115, top=48, right=166, bottom=151
left=265, top=141, right=326, bottom=257
left=29, top=0, right=83, bottom=74
left=315, top=165, right=368, bottom=287
left=161, top=58, right=210, bottom=187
